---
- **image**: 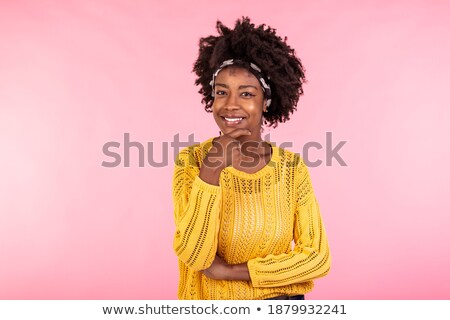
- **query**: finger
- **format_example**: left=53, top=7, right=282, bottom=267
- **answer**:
left=226, top=128, right=252, bottom=139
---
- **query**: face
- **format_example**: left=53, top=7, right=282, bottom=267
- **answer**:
left=212, top=66, right=266, bottom=138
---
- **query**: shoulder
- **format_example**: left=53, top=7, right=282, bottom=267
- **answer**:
left=174, top=137, right=215, bottom=168
left=273, top=145, right=315, bottom=199
left=272, top=144, right=313, bottom=187
left=273, top=144, right=306, bottom=171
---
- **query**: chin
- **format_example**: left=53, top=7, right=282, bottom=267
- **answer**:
left=220, top=127, right=241, bottom=135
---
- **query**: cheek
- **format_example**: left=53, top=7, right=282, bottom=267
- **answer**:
left=211, top=102, right=218, bottom=112
left=247, top=103, right=264, bottom=116
left=211, top=104, right=222, bottom=125
left=212, top=104, right=220, bottom=120
left=211, top=100, right=221, bottom=113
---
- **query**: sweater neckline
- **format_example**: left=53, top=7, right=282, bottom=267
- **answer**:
left=202, top=137, right=280, bottom=179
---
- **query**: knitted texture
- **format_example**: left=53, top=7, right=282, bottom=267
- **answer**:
left=172, top=138, right=331, bottom=299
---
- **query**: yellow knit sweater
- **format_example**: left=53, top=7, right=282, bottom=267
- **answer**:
left=172, top=138, right=331, bottom=300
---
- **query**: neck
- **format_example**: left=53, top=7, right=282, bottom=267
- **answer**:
left=238, top=137, right=271, bottom=157
left=236, top=133, right=263, bottom=143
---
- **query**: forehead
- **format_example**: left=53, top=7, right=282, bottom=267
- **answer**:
left=215, top=66, right=260, bottom=84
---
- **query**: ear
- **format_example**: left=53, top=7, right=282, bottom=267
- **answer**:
left=263, top=99, right=268, bottom=113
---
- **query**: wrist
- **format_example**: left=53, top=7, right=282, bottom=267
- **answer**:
left=203, top=154, right=226, bottom=171
left=229, top=262, right=251, bottom=281
left=199, top=160, right=225, bottom=185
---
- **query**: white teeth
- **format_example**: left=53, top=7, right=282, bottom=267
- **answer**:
left=224, top=117, right=243, bottom=122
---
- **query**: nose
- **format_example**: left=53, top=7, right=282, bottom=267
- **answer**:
left=224, top=92, right=240, bottom=110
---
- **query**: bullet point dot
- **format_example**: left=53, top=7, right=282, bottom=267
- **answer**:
left=257, top=307, right=261, bottom=311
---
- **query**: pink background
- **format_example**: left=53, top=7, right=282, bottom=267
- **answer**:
left=1, top=0, right=449, bottom=299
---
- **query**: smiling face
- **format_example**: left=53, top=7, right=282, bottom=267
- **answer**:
left=212, top=66, right=266, bottom=140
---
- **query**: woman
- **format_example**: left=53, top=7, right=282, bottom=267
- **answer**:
left=172, top=17, right=331, bottom=300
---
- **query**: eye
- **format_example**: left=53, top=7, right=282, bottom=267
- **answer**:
left=241, top=92, right=256, bottom=97
left=215, top=90, right=226, bottom=96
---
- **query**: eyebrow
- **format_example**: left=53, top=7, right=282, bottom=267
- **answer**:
left=214, top=83, right=258, bottom=90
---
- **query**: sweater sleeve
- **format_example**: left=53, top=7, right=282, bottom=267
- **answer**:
left=172, top=147, right=222, bottom=271
left=247, top=159, right=331, bottom=288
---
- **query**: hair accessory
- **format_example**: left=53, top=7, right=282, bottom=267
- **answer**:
left=210, top=59, right=272, bottom=107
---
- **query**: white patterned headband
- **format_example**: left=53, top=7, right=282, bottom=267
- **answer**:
left=209, top=59, right=272, bottom=107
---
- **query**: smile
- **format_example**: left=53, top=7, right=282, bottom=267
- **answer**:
left=224, top=117, right=243, bottom=122
left=221, top=116, right=245, bottom=126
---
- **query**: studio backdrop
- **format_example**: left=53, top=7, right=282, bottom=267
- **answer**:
left=1, top=0, right=449, bottom=299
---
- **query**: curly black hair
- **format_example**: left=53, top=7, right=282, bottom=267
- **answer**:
left=193, top=17, right=306, bottom=128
